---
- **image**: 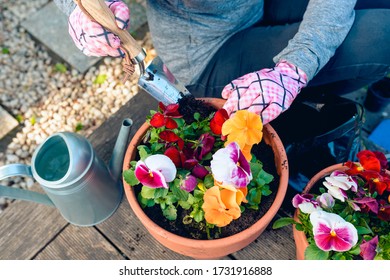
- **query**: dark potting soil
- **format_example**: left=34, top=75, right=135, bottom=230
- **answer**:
left=177, top=95, right=216, bottom=124
left=136, top=140, right=279, bottom=240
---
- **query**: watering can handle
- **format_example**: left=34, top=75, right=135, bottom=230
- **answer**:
left=0, top=164, right=54, bottom=207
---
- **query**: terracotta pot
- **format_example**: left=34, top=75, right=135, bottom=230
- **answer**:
left=122, top=98, right=289, bottom=259
left=293, top=163, right=348, bottom=260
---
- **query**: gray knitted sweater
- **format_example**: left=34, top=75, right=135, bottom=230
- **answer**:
left=55, top=0, right=356, bottom=85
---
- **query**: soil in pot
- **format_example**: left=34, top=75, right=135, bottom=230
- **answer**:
left=133, top=140, right=279, bottom=240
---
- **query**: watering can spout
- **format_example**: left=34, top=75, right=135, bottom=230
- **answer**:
left=108, top=118, right=133, bottom=183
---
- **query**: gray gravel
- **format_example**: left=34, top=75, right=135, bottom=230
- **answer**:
left=0, top=0, right=154, bottom=212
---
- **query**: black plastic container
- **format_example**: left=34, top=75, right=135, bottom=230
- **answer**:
left=364, top=77, right=390, bottom=112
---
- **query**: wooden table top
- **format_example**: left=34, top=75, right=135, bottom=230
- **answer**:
left=0, top=92, right=296, bottom=260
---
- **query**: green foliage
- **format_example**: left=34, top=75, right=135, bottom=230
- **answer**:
left=272, top=217, right=297, bottom=229
left=123, top=169, right=139, bottom=186
left=1, top=47, right=10, bottom=54
left=75, top=122, right=84, bottom=132
left=305, top=244, right=329, bottom=260
left=93, top=74, right=107, bottom=84
left=55, top=63, right=67, bottom=73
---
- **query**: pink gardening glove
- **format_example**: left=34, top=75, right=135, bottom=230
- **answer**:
left=68, top=0, right=130, bottom=57
left=222, top=61, right=308, bottom=124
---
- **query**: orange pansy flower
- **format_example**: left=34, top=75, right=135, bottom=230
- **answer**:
left=221, top=110, right=263, bottom=161
left=202, top=185, right=245, bottom=227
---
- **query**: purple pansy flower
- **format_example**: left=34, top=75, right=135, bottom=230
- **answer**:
left=210, top=142, right=252, bottom=188
left=292, top=194, right=321, bottom=214
left=310, top=211, right=358, bottom=252
left=360, top=236, right=379, bottom=260
left=134, top=154, right=177, bottom=189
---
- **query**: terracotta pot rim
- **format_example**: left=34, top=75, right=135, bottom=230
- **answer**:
left=293, top=163, right=390, bottom=259
left=122, top=98, right=289, bottom=253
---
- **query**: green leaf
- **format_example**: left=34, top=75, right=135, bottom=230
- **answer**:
left=261, top=185, right=272, bottom=196
left=247, top=187, right=262, bottom=206
left=348, top=245, right=361, bottom=255
left=191, top=208, right=204, bottom=223
left=304, top=244, right=329, bottom=260
left=249, top=161, right=263, bottom=178
left=272, top=217, right=296, bottom=229
left=154, top=188, right=168, bottom=199
left=1, top=47, right=10, bottom=54
left=193, top=112, right=200, bottom=121
left=140, top=186, right=155, bottom=199
left=163, top=205, right=177, bottom=220
left=356, top=226, right=373, bottom=235
left=256, top=169, right=274, bottom=185
left=75, top=122, right=83, bottom=132
left=93, top=74, right=107, bottom=84
left=172, top=185, right=189, bottom=201
left=123, top=169, right=139, bottom=186
left=29, top=116, right=36, bottom=125
left=138, top=193, right=155, bottom=208
left=15, top=114, right=24, bottom=123
left=55, top=63, right=67, bottom=73
left=203, top=174, right=214, bottom=189
left=137, top=145, right=150, bottom=160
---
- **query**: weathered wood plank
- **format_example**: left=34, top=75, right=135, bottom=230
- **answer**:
left=35, top=224, right=125, bottom=260
left=89, top=92, right=191, bottom=259
left=0, top=190, right=67, bottom=260
left=231, top=215, right=296, bottom=260
left=88, top=91, right=158, bottom=163
left=96, top=198, right=192, bottom=259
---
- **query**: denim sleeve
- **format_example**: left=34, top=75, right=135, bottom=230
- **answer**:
left=273, top=0, right=357, bottom=81
left=53, top=0, right=76, bottom=16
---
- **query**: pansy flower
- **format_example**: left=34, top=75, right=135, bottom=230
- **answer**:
left=193, top=133, right=215, bottom=160
left=222, top=110, right=263, bottom=161
left=150, top=102, right=182, bottom=129
left=180, top=174, right=197, bottom=192
left=183, top=159, right=209, bottom=179
left=310, top=211, right=358, bottom=252
left=292, top=194, right=321, bottom=214
left=164, top=146, right=186, bottom=168
left=134, top=154, right=177, bottom=189
left=210, top=142, right=252, bottom=188
left=360, top=236, right=379, bottom=260
left=210, top=108, right=229, bottom=135
left=353, top=197, right=379, bottom=214
left=202, top=184, right=246, bottom=227
left=378, top=202, right=390, bottom=221
left=159, top=130, right=184, bottom=150
left=322, top=171, right=357, bottom=202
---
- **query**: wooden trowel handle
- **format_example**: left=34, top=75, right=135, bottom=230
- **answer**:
left=76, top=0, right=146, bottom=63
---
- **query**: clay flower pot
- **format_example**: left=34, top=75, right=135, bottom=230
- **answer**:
left=122, top=98, right=289, bottom=259
left=293, top=163, right=348, bottom=260
left=293, top=163, right=390, bottom=260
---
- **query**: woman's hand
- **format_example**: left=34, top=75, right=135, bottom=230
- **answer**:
left=222, top=61, right=308, bottom=124
left=68, top=0, right=130, bottom=57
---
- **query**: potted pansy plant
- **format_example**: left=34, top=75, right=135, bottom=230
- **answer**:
left=273, top=150, right=390, bottom=260
left=122, top=97, right=288, bottom=259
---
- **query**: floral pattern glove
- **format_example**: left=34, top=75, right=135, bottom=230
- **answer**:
left=222, top=61, right=308, bottom=124
left=68, top=0, right=130, bottom=57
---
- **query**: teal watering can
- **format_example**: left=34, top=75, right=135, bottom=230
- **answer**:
left=0, top=119, right=133, bottom=226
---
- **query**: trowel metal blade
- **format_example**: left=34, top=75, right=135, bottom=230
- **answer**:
left=138, top=56, right=191, bottom=105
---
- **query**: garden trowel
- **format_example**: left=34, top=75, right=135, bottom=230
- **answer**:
left=76, top=0, right=191, bottom=105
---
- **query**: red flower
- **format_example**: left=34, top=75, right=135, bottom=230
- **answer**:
left=150, top=102, right=182, bottom=129
left=378, top=203, right=390, bottom=222
left=210, top=109, right=229, bottom=135
left=357, top=150, right=382, bottom=172
left=159, top=130, right=184, bottom=150
left=193, top=133, right=215, bottom=161
left=164, top=146, right=186, bottom=168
